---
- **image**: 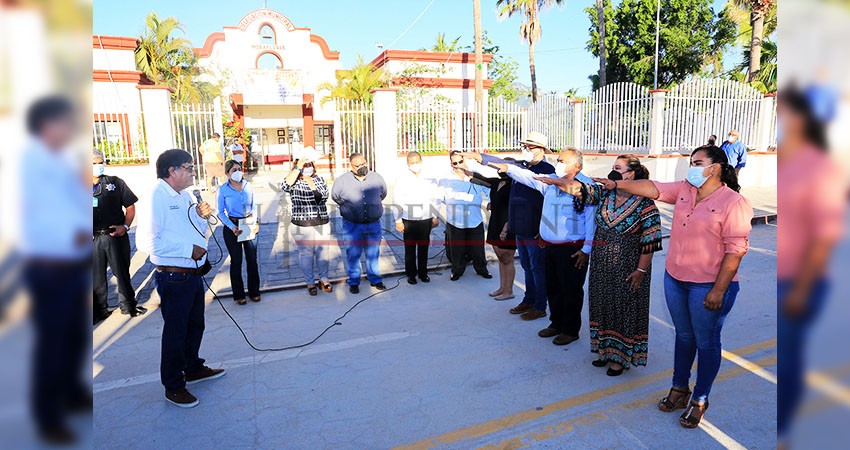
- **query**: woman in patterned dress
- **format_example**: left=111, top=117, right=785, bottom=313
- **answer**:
left=539, top=154, right=662, bottom=376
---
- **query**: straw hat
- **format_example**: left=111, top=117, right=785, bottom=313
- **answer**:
left=520, top=132, right=552, bottom=153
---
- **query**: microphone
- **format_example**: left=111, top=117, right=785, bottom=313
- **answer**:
left=192, top=189, right=203, bottom=205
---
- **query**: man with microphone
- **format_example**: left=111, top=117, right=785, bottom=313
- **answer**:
left=136, top=149, right=225, bottom=408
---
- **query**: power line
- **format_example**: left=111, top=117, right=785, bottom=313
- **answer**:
left=386, top=0, right=437, bottom=50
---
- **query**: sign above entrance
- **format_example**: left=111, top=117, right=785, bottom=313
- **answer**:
left=237, top=9, right=296, bottom=31
left=238, top=69, right=303, bottom=105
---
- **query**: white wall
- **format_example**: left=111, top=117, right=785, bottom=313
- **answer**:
left=93, top=48, right=135, bottom=71
left=384, top=60, right=487, bottom=79
left=92, top=82, right=142, bottom=112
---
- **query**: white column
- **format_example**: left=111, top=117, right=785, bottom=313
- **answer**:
left=213, top=96, right=224, bottom=137
left=371, top=88, right=399, bottom=175
left=572, top=100, right=584, bottom=150
left=139, top=87, right=175, bottom=171
left=755, top=94, right=776, bottom=152
left=649, top=89, right=667, bottom=155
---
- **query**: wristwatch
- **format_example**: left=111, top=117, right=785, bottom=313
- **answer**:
left=122, top=224, right=130, bottom=232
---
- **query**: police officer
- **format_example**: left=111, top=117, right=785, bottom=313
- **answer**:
left=92, top=149, right=145, bottom=322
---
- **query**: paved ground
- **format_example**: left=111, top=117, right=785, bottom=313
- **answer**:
left=84, top=222, right=778, bottom=449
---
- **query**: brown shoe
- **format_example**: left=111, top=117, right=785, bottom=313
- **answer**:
left=185, top=366, right=226, bottom=385
left=552, top=334, right=579, bottom=346
left=520, top=310, right=546, bottom=321
left=250, top=296, right=261, bottom=302
left=510, top=303, right=533, bottom=315
left=165, top=388, right=199, bottom=408
left=538, top=327, right=559, bottom=338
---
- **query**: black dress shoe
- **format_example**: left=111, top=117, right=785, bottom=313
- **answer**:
left=371, top=282, right=388, bottom=290
left=121, top=305, right=148, bottom=317
left=592, top=359, right=608, bottom=367
left=93, top=311, right=111, bottom=324
left=478, top=272, right=493, bottom=279
left=607, top=366, right=625, bottom=376
left=349, top=285, right=360, bottom=294
left=407, top=276, right=417, bottom=285
left=419, top=274, right=431, bottom=282
left=450, top=273, right=462, bottom=281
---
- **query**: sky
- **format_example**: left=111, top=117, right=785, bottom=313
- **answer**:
left=93, top=0, right=739, bottom=97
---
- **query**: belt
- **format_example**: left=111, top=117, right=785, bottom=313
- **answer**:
left=156, top=265, right=203, bottom=275
left=538, top=239, right=584, bottom=248
left=94, top=228, right=114, bottom=236
left=228, top=216, right=246, bottom=224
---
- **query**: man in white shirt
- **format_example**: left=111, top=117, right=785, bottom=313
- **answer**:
left=230, top=140, right=245, bottom=164
left=393, top=151, right=439, bottom=284
left=200, top=133, right=224, bottom=191
left=136, top=149, right=225, bottom=408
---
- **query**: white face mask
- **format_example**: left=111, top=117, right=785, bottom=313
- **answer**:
left=518, top=148, right=534, bottom=162
left=230, top=170, right=243, bottom=182
left=728, top=135, right=737, bottom=142
left=555, top=162, right=570, bottom=178
left=302, top=167, right=314, bottom=177
left=93, top=164, right=105, bottom=177
left=409, top=163, right=422, bottom=174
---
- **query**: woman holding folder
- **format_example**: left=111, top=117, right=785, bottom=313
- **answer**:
left=217, top=159, right=261, bottom=305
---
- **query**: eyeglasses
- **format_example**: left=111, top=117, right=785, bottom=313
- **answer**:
left=179, top=164, right=195, bottom=172
left=451, top=161, right=463, bottom=166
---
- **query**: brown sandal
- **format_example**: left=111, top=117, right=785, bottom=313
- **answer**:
left=321, top=282, right=333, bottom=293
left=235, top=298, right=247, bottom=305
left=679, top=400, right=709, bottom=428
left=657, top=387, right=691, bottom=412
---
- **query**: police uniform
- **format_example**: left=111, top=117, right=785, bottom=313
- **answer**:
left=93, top=174, right=138, bottom=316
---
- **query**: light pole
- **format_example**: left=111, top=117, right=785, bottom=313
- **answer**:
left=654, top=0, right=660, bottom=89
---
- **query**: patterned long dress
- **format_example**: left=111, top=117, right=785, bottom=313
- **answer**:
left=584, top=184, right=663, bottom=368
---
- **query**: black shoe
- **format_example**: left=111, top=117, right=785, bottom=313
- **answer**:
left=607, top=366, right=625, bottom=377
left=419, top=274, right=431, bottom=282
left=349, top=285, right=360, bottom=294
left=407, top=276, right=417, bottom=285
left=450, top=273, right=462, bottom=281
left=592, top=359, right=608, bottom=367
left=165, top=388, right=199, bottom=408
left=94, top=311, right=111, bottom=324
left=120, top=305, right=147, bottom=317
left=478, top=272, right=493, bottom=279
left=38, top=426, right=76, bottom=445
left=371, top=282, right=387, bottom=290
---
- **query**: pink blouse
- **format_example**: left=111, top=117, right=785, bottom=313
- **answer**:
left=652, top=181, right=753, bottom=283
left=777, top=146, right=847, bottom=279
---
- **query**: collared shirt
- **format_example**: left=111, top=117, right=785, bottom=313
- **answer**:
left=393, top=170, right=438, bottom=222
left=93, top=174, right=137, bottom=230
left=216, top=180, right=257, bottom=230
left=437, top=172, right=489, bottom=229
left=506, top=166, right=597, bottom=254
left=201, top=138, right=224, bottom=163
left=281, top=175, right=330, bottom=226
left=720, top=140, right=747, bottom=169
left=230, top=143, right=245, bottom=162
left=480, top=154, right=554, bottom=236
left=136, top=179, right=209, bottom=268
left=653, top=180, right=753, bottom=283
left=331, top=171, right=387, bottom=224
left=17, top=138, right=91, bottom=260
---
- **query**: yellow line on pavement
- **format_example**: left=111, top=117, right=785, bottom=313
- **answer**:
left=394, top=339, right=776, bottom=450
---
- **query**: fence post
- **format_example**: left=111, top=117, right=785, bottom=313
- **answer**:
left=755, top=93, right=776, bottom=152
left=371, top=88, right=399, bottom=175
left=571, top=99, right=584, bottom=150
left=649, top=89, right=667, bottom=155
left=332, top=102, right=344, bottom=180
left=139, top=87, right=175, bottom=172
left=213, top=96, right=224, bottom=137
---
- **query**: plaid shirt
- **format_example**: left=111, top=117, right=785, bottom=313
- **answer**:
left=281, top=175, right=330, bottom=226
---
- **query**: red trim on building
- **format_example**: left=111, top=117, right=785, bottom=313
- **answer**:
left=391, top=77, right=494, bottom=90
left=309, top=34, right=340, bottom=60
left=92, top=35, right=138, bottom=50
left=370, top=50, right=493, bottom=69
left=648, top=89, right=670, bottom=93
left=93, top=113, right=133, bottom=153
left=93, top=70, right=152, bottom=84
left=136, top=85, right=174, bottom=92
left=193, top=32, right=225, bottom=58
left=764, top=93, right=776, bottom=98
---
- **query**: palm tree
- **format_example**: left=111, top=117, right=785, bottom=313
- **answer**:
left=496, top=0, right=565, bottom=103
left=731, top=0, right=776, bottom=82
left=317, top=57, right=388, bottom=105
left=135, top=12, right=192, bottom=86
left=732, top=38, right=776, bottom=93
left=595, top=0, right=607, bottom=87
left=428, top=33, right=462, bottom=52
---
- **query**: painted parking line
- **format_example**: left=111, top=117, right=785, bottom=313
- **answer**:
left=394, top=339, right=776, bottom=450
left=93, top=331, right=415, bottom=393
left=473, top=355, right=776, bottom=450
left=806, top=370, right=850, bottom=408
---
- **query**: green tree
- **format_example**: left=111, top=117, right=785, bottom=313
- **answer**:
left=317, top=57, right=388, bottom=105
left=729, top=0, right=776, bottom=82
left=496, top=0, right=566, bottom=103
left=465, top=31, right=520, bottom=101
left=586, top=0, right=736, bottom=89
left=425, top=33, right=462, bottom=52
left=729, top=38, right=776, bottom=93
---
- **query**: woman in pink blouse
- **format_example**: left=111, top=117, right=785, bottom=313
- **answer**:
left=594, top=145, right=753, bottom=428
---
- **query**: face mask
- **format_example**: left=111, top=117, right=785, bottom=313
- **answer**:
left=409, top=163, right=422, bottom=174
left=517, top=148, right=533, bottom=162
left=728, top=135, right=737, bottom=142
left=607, top=170, right=623, bottom=181
left=93, top=164, right=105, bottom=177
left=686, top=164, right=715, bottom=188
left=555, top=162, right=570, bottom=178
left=302, top=167, right=314, bottom=177
left=230, top=170, right=243, bottom=182
left=355, top=166, right=368, bottom=176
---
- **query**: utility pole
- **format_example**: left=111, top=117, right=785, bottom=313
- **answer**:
left=473, top=0, right=485, bottom=151
left=596, top=0, right=607, bottom=87
left=653, top=0, right=660, bottom=89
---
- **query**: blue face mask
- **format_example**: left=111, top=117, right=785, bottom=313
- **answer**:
left=686, top=164, right=716, bottom=188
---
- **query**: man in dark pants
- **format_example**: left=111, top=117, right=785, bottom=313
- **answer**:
left=136, top=149, right=226, bottom=408
left=438, top=151, right=491, bottom=281
left=393, top=151, right=439, bottom=284
left=17, top=96, right=92, bottom=444
left=92, top=149, right=146, bottom=323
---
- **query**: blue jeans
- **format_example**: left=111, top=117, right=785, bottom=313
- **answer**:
left=155, top=271, right=207, bottom=392
left=777, top=278, right=829, bottom=437
left=516, top=234, right=547, bottom=312
left=292, top=223, right=331, bottom=286
left=342, top=219, right=383, bottom=286
left=664, top=271, right=739, bottom=403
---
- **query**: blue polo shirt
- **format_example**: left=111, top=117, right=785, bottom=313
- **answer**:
left=720, top=140, right=747, bottom=169
left=480, top=154, right=554, bottom=236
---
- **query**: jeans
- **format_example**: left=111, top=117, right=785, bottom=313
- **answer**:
left=546, top=244, right=588, bottom=335
left=155, top=270, right=207, bottom=392
left=222, top=226, right=260, bottom=300
left=24, top=261, right=90, bottom=431
left=777, top=278, right=829, bottom=437
left=402, top=218, right=433, bottom=278
left=664, top=271, right=739, bottom=403
left=342, top=219, right=383, bottom=286
left=291, top=223, right=331, bottom=286
left=93, top=233, right=136, bottom=313
left=516, top=234, right=547, bottom=312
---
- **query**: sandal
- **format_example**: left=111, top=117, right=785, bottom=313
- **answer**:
left=592, top=359, right=608, bottom=367
left=679, top=400, right=709, bottom=428
left=308, top=286, right=318, bottom=296
left=235, top=298, right=247, bottom=305
left=321, top=282, right=333, bottom=293
left=657, top=387, right=691, bottom=412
